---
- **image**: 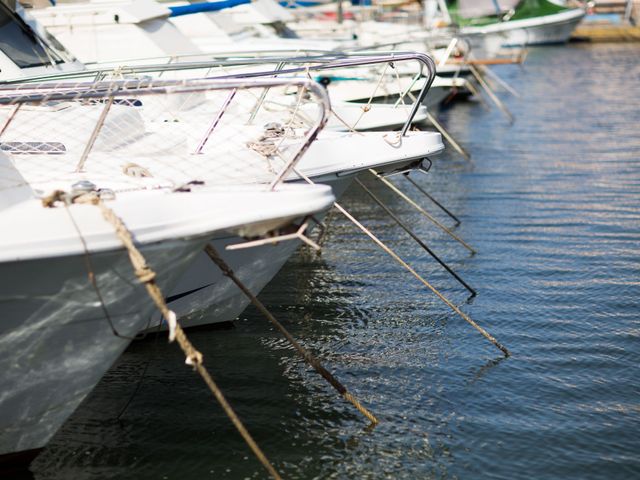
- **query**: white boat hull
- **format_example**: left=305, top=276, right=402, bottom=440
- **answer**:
left=158, top=130, right=444, bottom=329
left=0, top=239, right=204, bottom=458
left=461, top=9, right=586, bottom=57
left=166, top=232, right=307, bottom=328
left=153, top=175, right=352, bottom=329
left=0, top=152, right=336, bottom=460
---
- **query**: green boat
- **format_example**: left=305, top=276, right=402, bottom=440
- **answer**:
left=443, top=0, right=585, bottom=54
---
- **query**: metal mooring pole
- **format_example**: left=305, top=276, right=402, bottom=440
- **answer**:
left=292, top=169, right=509, bottom=357
left=332, top=201, right=510, bottom=357
left=356, top=178, right=476, bottom=296
left=403, top=173, right=462, bottom=226
left=204, top=245, right=379, bottom=426
left=370, top=170, right=477, bottom=255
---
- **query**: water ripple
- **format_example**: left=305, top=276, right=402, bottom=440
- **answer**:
left=30, top=43, right=640, bottom=480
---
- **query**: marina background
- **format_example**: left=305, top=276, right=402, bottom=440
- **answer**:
left=25, top=42, right=640, bottom=479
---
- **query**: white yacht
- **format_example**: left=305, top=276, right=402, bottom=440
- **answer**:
left=446, top=0, right=586, bottom=57
left=0, top=77, right=336, bottom=464
left=0, top=0, right=454, bottom=330
left=20, top=0, right=469, bottom=110
left=1, top=45, right=447, bottom=317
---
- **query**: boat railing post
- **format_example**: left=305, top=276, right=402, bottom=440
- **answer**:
left=0, top=103, right=21, bottom=137
left=400, top=53, right=437, bottom=136
left=75, top=95, right=115, bottom=173
left=247, top=61, right=286, bottom=125
left=193, top=88, right=237, bottom=155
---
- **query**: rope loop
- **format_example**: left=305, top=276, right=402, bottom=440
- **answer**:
left=42, top=189, right=101, bottom=208
left=383, top=132, right=403, bottom=148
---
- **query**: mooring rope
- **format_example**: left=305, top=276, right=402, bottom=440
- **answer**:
left=355, top=178, right=476, bottom=296
left=292, top=170, right=510, bottom=358
left=371, top=171, right=476, bottom=254
left=43, top=191, right=282, bottom=480
left=330, top=106, right=364, bottom=134
left=312, top=61, right=390, bottom=133
left=332, top=200, right=510, bottom=358
left=350, top=62, right=391, bottom=131
left=204, top=244, right=379, bottom=426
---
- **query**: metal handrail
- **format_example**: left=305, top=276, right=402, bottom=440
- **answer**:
left=0, top=77, right=331, bottom=191
left=79, top=47, right=341, bottom=70
left=205, top=52, right=436, bottom=136
left=1, top=51, right=437, bottom=137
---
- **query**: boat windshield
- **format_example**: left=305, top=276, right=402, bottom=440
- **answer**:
left=0, top=3, right=63, bottom=68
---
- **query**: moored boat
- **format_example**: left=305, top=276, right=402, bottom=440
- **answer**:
left=0, top=77, right=336, bottom=464
left=449, top=0, right=586, bottom=56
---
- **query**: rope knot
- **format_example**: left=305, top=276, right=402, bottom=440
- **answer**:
left=247, top=140, right=278, bottom=157
left=134, top=265, right=156, bottom=283
left=41, top=189, right=69, bottom=208
left=185, top=350, right=204, bottom=368
left=42, top=190, right=101, bottom=208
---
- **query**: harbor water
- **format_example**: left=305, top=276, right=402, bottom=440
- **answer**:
left=30, top=43, right=640, bottom=479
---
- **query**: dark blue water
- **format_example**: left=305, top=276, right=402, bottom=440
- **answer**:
left=31, top=43, right=640, bottom=479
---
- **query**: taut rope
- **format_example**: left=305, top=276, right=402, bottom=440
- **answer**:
left=291, top=170, right=510, bottom=358
left=44, top=191, right=282, bottom=480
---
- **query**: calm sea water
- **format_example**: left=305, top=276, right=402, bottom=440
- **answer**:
left=31, top=43, right=640, bottom=479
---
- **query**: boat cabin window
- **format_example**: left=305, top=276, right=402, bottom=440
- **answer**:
left=0, top=3, right=62, bottom=68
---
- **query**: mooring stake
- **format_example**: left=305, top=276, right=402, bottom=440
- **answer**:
left=356, top=178, right=476, bottom=296
left=478, top=64, right=521, bottom=98
left=469, top=64, right=515, bottom=124
left=426, top=112, right=471, bottom=160
left=403, top=173, right=461, bottom=226
left=464, top=80, right=491, bottom=111
left=370, top=170, right=477, bottom=255
left=332, top=201, right=510, bottom=357
left=204, top=244, right=379, bottom=426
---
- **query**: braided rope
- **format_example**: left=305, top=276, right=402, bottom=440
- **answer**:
left=44, top=191, right=282, bottom=479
